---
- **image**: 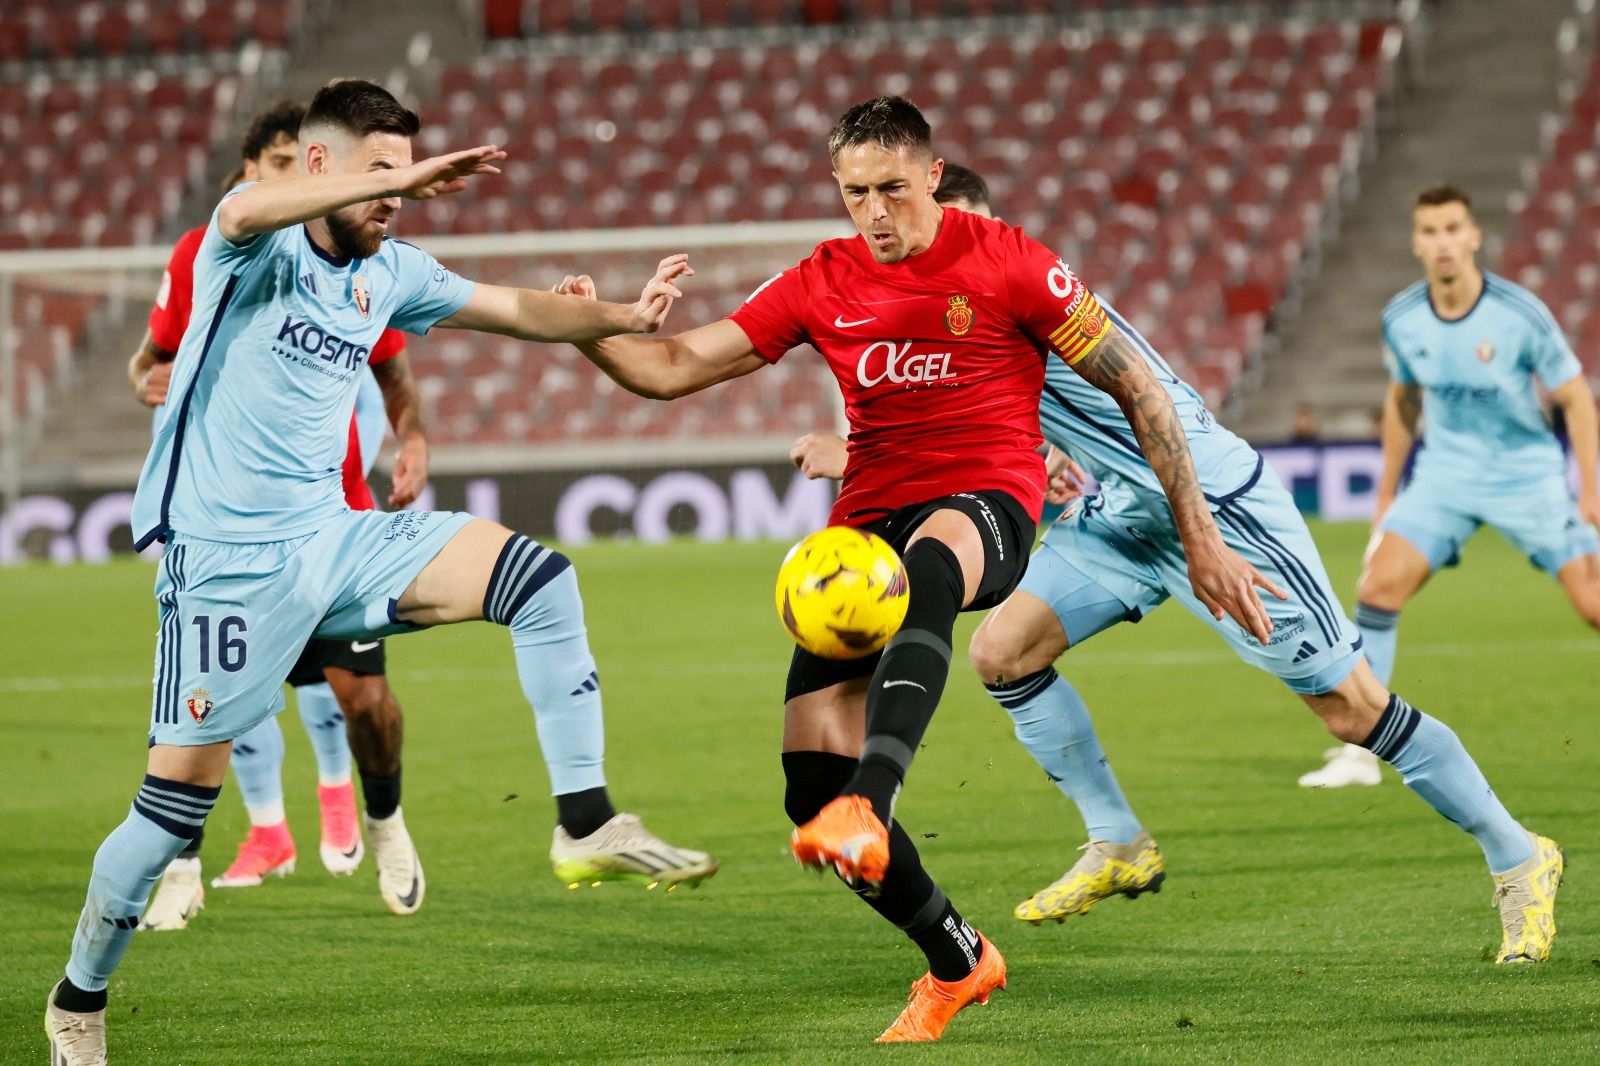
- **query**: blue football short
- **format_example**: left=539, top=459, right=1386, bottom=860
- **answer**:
left=147, top=509, right=473, bottom=745
left=1023, top=465, right=1362, bottom=696
left=1379, top=468, right=1600, bottom=576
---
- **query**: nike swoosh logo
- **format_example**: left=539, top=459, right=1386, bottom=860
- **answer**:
left=882, top=679, right=927, bottom=691
left=834, top=314, right=877, bottom=328
left=397, top=856, right=421, bottom=909
left=342, top=842, right=361, bottom=859
left=351, top=641, right=381, bottom=653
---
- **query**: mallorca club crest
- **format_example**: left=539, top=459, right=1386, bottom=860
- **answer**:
left=945, top=294, right=973, bottom=337
left=352, top=274, right=371, bottom=319
left=1476, top=339, right=1495, bottom=364
left=186, top=688, right=214, bottom=725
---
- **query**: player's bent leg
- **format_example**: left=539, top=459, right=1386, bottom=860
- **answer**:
left=50, top=742, right=230, bottom=1063
left=1301, top=660, right=1561, bottom=961
left=378, top=516, right=713, bottom=888
left=1353, top=529, right=1434, bottom=686
left=782, top=676, right=1003, bottom=1040
left=1556, top=553, right=1600, bottom=631
left=826, top=507, right=988, bottom=872
left=971, top=585, right=1159, bottom=922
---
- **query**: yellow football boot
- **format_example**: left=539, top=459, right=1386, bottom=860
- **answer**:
left=1015, top=829, right=1165, bottom=924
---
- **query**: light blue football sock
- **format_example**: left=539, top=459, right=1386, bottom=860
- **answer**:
left=229, top=714, right=286, bottom=823
left=1362, top=694, right=1533, bottom=873
left=65, top=775, right=219, bottom=991
left=986, top=668, right=1142, bottom=845
left=294, top=683, right=353, bottom=786
left=1354, top=603, right=1399, bottom=687
left=482, top=535, right=606, bottom=795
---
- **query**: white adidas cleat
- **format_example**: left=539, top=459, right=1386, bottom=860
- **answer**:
left=365, top=808, right=424, bottom=915
left=550, top=813, right=718, bottom=890
left=138, top=856, right=204, bottom=931
left=45, top=980, right=107, bottom=1066
left=1298, top=743, right=1382, bottom=788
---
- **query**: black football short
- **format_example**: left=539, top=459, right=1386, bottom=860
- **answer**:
left=783, top=489, right=1034, bottom=702
left=285, top=638, right=387, bottom=688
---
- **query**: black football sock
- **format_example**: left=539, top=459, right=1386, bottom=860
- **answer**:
left=845, top=538, right=965, bottom=823
left=53, top=977, right=107, bottom=1014
left=556, top=786, right=616, bottom=839
left=783, top=752, right=970, bottom=975
left=908, top=897, right=984, bottom=982
left=360, top=768, right=402, bottom=821
left=177, top=825, right=203, bottom=860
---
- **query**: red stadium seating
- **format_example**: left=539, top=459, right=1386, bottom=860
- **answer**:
left=1502, top=48, right=1600, bottom=380
left=407, top=16, right=1395, bottom=436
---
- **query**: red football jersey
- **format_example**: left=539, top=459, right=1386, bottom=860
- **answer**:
left=731, top=208, right=1110, bottom=526
left=148, top=224, right=408, bottom=512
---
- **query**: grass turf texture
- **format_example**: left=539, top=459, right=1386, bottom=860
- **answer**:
left=2, top=520, right=1596, bottom=1063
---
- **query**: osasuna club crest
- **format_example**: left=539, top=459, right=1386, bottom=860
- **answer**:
left=186, top=688, right=214, bottom=724
left=945, top=294, right=973, bottom=336
left=353, top=274, right=371, bottom=319
left=1476, top=339, right=1495, bottom=363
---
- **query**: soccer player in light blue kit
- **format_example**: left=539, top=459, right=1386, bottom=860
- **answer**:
left=45, top=80, right=715, bottom=1065
left=793, top=175, right=1564, bottom=972
left=1303, top=184, right=1600, bottom=788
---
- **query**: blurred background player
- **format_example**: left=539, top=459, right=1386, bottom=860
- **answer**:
left=129, top=101, right=428, bottom=923
left=1302, top=185, right=1600, bottom=788
left=555, top=98, right=1278, bottom=1044
left=47, top=79, right=714, bottom=1066
left=795, top=168, right=1566, bottom=966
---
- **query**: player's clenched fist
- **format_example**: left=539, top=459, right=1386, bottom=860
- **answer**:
left=791, top=432, right=848, bottom=480
left=136, top=360, right=173, bottom=407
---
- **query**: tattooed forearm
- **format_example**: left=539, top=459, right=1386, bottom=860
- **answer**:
left=1070, top=327, right=1213, bottom=539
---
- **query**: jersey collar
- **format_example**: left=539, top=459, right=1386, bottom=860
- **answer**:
left=303, top=224, right=354, bottom=268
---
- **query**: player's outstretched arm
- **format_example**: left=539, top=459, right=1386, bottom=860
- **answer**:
left=216, top=146, right=505, bottom=241
left=371, top=352, right=428, bottom=509
left=1551, top=375, right=1600, bottom=526
left=1070, top=324, right=1287, bottom=642
left=1375, top=381, right=1421, bottom=523
left=554, top=259, right=769, bottom=400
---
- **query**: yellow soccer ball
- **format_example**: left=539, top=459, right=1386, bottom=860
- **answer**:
left=775, top=526, right=909, bottom=660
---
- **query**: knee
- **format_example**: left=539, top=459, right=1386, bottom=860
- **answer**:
left=967, top=627, right=1025, bottom=685
left=1313, top=692, right=1385, bottom=744
left=329, top=675, right=391, bottom=721
left=1355, top=570, right=1407, bottom=612
left=486, top=536, right=578, bottom=628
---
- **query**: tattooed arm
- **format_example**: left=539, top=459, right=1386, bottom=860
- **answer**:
left=1069, top=324, right=1286, bottom=642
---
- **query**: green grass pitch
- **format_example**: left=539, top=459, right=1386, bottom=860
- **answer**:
left=2, top=521, right=1596, bottom=1063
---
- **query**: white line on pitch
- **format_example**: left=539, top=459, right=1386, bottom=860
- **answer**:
left=0, top=638, right=1590, bottom=694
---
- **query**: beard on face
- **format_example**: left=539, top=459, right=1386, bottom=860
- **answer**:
left=326, top=207, right=384, bottom=259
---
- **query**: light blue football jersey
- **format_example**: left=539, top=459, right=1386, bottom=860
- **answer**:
left=133, top=190, right=473, bottom=549
left=1037, top=300, right=1263, bottom=512
left=1381, top=273, right=1580, bottom=485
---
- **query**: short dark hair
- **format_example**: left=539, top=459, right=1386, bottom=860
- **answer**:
left=934, top=163, right=990, bottom=209
left=303, top=78, right=420, bottom=140
left=239, top=100, right=304, bottom=162
left=828, top=96, right=932, bottom=161
left=1415, top=184, right=1472, bottom=212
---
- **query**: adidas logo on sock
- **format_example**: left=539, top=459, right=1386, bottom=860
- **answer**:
left=568, top=671, right=599, bottom=697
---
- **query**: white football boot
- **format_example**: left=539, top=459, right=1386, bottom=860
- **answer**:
left=1298, top=743, right=1382, bottom=788
left=45, top=980, right=107, bottom=1066
left=138, top=856, right=204, bottom=931
left=365, top=808, right=424, bottom=915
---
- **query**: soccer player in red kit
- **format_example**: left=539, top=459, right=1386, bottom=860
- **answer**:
left=559, top=97, right=1281, bottom=1042
left=128, top=101, right=430, bottom=920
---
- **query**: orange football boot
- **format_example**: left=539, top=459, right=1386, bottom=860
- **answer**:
left=876, top=931, right=1008, bottom=1043
left=790, top=795, right=890, bottom=886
